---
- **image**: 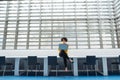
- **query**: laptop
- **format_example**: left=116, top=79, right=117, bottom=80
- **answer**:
left=59, top=44, right=68, bottom=50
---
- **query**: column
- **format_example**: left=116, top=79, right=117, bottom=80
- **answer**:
left=44, top=57, right=48, bottom=76
left=14, top=58, right=20, bottom=76
left=73, top=57, right=78, bottom=76
left=102, top=57, right=108, bottom=76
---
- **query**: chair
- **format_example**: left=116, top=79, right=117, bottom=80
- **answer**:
left=48, top=56, right=58, bottom=76
left=27, top=56, right=40, bottom=76
left=111, top=55, right=120, bottom=73
left=83, top=56, right=97, bottom=76
left=0, top=56, right=13, bottom=76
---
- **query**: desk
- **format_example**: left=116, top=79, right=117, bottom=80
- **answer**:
left=0, top=49, right=120, bottom=76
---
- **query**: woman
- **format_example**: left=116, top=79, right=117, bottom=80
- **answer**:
left=58, top=37, right=73, bottom=71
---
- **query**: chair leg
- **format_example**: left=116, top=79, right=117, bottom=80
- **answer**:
left=48, top=65, right=51, bottom=75
left=11, top=65, right=13, bottom=70
left=56, top=66, right=57, bottom=76
left=111, top=65, right=113, bottom=72
left=3, top=65, right=6, bottom=76
left=35, top=65, right=37, bottom=76
left=56, top=65, right=58, bottom=76
left=11, top=65, right=13, bottom=74
left=86, top=65, right=89, bottom=76
left=30, top=66, right=32, bottom=72
left=90, top=65, right=93, bottom=75
left=90, top=65, right=92, bottom=70
left=39, top=65, right=41, bottom=72
left=27, top=65, right=29, bottom=76
left=38, top=65, right=40, bottom=73
left=95, top=65, right=97, bottom=76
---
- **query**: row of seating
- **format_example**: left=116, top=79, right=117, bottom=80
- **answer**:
left=0, top=56, right=120, bottom=76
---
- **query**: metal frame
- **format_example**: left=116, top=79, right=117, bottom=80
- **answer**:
left=0, top=0, right=119, bottom=49
left=114, top=0, right=120, bottom=48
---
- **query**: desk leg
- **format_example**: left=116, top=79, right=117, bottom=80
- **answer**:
left=95, top=60, right=99, bottom=71
left=102, top=57, right=108, bottom=76
left=44, top=58, right=48, bottom=76
left=73, top=58, right=78, bottom=76
left=14, top=58, right=20, bottom=76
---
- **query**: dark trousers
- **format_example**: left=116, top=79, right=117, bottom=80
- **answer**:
left=62, top=53, right=70, bottom=68
left=59, top=50, right=70, bottom=68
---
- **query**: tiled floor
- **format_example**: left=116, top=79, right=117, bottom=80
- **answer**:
left=0, top=76, right=120, bottom=80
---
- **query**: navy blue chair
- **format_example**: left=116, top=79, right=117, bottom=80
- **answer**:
left=48, top=56, right=58, bottom=76
left=111, top=55, right=120, bottom=73
left=83, top=56, right=97, bottom=76
left=0, top=56, right=13, bottom=76
left=27, top=56, right=40, bottom=76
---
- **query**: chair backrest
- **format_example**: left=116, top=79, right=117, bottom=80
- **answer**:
left=48, top=56, right=58, bottom=66
left=86, top=56, right=96, bottom=65
left=0, top=56, right=5, bottom=65
left=119, top=55, right=120, bottom=64
left=28, top=56, right=37, bottom=65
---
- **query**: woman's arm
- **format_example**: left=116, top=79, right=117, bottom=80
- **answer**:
left=64, top=50, right=68, bottom=54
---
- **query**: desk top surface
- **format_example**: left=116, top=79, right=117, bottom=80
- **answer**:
left=0, top=49, right=120, bottom=58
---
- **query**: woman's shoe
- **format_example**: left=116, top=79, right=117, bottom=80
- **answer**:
left=65, top=67, right=68, bottom=72
left=70, top=59, right=74, bottom=63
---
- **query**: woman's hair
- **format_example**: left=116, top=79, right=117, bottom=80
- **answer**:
left=61, top=37, right=68, bottom=42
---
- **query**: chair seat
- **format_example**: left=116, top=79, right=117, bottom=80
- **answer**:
left=83, top=62, right=95, bottom=65
left=28, top=63, right=40, bottom=66
left=83, top=62, right=87, bottom=65
left=6, top=63, right=13, bottom=65
left=111, top=62, right=119, bottom=64
left=57, top=63, right=59, bottom=65
left=49, top=63, right=59, bottom=66
left=36, top=63, right=40, bottom=65
left=0, top=63, right=13, bottom=66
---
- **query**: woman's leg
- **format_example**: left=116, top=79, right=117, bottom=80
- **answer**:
left=63, top=57, right=68, bottom=71
left=63, top=57, right=67, bottom=68
left=64, top=53, right=73, bottom=63
left=65, top=54, right=69, bottom=60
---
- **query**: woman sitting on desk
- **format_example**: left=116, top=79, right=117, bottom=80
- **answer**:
left=58, top=37, right=73, bottom=71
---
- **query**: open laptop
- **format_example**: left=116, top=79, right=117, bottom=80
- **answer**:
left=59, top=44, right=68, bottom=50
